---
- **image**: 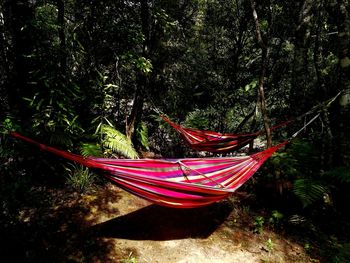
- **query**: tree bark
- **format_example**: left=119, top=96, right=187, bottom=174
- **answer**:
left=126, top=0, right=150, bottom=140
left=3, top=0, right=35, bottom=122
left=57, top=0, right=66, bottom=75
left=234, top=105, right=256, bottom=133
left=291, top=0, right=320, bottom=114
left=327, top=0, right=350, bottom=166
left=250, top=0, right=272, bottom=148
left=0, top=2, right=9, bottom=112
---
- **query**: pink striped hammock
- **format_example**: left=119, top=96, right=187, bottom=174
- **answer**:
left=161, top=115, right=292, bottom=153
left=11, top=132, right=287, bottom=208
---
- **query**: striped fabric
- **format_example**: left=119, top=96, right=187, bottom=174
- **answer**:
left=11, top=132, right=287, bottom=208
left=161, top=115, right=291, bottom=153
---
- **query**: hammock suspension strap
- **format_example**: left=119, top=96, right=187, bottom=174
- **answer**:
left=290, top=113, right=321, bottom=140
left=176, top=160, right=225, bottom=189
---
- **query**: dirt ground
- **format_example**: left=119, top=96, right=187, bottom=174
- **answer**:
left=2, top=182, right=313, bottom=263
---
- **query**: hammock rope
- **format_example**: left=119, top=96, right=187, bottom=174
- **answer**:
left=290, top=113, right=320, bottom=139
left=176, top=160, right=226, bottom=188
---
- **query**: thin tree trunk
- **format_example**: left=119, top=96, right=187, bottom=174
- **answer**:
left=250, top=0, right=272, bottom=148
left=4, top=0, right=34, bottom=122
left=313, top=1, right=334, bottom=170
left=126, top=0, right=150, bottom=140
left=57, top=0, right=66, bottom=74
left=0, top=4, right=9, bottom=111
left=291, top=0, right=317, bottom=114
left=126, top=89, right=144, bottom=139
left=327, top=0, right=350, bottom=166
left=234, top=105, right=256, bottom=133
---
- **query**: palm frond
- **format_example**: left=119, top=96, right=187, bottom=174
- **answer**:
left=293, top=178, right=328, bottom=207
left=101, top=124, right=138, bottom=159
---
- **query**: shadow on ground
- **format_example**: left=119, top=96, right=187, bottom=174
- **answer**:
left=88, top=201, right=233, bottom=241
left=0, top=184, right=124, bottom=263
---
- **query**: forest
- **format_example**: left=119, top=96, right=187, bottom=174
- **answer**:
left=1, top=0, right=350, bottom=262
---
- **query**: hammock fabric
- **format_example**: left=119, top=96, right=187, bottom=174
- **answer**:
left=161, top=115, right=291, bottom=153
left=10, top=132, right=287, bottom=208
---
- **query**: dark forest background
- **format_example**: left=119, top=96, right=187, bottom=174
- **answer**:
left=1, top=0, right=350, bottom=262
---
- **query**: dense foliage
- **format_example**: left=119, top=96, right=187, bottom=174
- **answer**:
left=1, top=0, right=350, bottom=261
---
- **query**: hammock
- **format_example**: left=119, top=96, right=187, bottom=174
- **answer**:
left=10, top=132, right=287, bottom=208
left=161, top=115, right=291, bottom=153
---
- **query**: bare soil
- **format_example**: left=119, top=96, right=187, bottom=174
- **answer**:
left=2, top=182, right=314, bottom=263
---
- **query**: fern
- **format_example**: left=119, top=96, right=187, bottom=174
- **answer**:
left=49, top=131, right=73, bottom=147
left=332, top=242, right=350, bottom=263
left=288, top=139, right=319, bottom=177
left=184, top=110, right=210, bottom=130
left=324, top=167, right=350, bottom=184
left=100, top=124, right=138, bottom=159
left=80, top=143, right=103, bottom=157
left=293, top=178, right=328, bottom=207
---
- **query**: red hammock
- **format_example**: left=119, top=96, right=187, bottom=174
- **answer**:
left=161, top=115, right=291, bottom=153
left=11, top=132, right=286, bottom=208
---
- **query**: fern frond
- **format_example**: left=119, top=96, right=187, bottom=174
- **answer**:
left=49, top=131, right=73, bottom=147
left=324, top=167, right=350, bottom=184
left=333, top=243, right=350, bottom=263
left=293, top=178, right=328, bottom=207
left=101, top=124, right=138, bottom=159
left=80, top=143, right=103, bottom=157
left=185, top=110, right=209, bottom=130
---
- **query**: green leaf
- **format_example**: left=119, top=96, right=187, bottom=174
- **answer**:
left=244, top=79, right=258, bottom=92
left=100, top=124, right=138, bottom=159
left=80, top=143, right=103, bottom=157
left=95, top=122, right=103, bottom=135
left=293, top=178, right=328, bottom=207
left=103, top=117, right=114, bottom=127
left=136, top=122, right=150, bottom=150
left=324, top=167, right=350, bottom=183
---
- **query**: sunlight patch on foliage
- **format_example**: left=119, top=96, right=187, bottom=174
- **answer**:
left=100, top=124, right=138, bottom=159
left=136, top=122, right=150, bottom=150
left=80, top=143, right=103, bottom=157
left=65, top=164, right=96, bottom=193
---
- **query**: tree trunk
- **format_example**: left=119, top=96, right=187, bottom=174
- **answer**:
left=126, top=0, right=150, bottom=140
left=234, top=105, right=256, bottom=133
left=3, top=0, right=35, bottom=122
left=57, top=0, right=66, bottom=75
left=126, top=87, right=144, bottom=139
left=0, top=2, right=9, bottom=112
left=250, top=0, right=272, bottom=148
left=291, top=0, right=319, bottom=114
left=327, top=0, right=350, bottom=166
